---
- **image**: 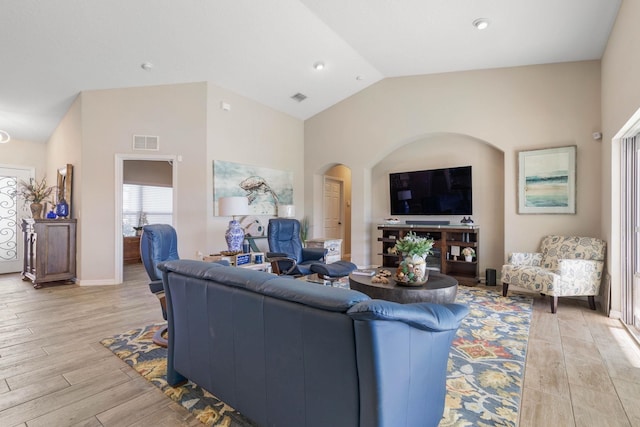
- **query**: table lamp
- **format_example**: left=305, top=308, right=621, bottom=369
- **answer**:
left=218, top=196, right=249, bottom=253
left=277, top=204, right=295, bottom=218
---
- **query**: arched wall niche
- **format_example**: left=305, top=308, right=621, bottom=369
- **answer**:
left=371, top=132, right=505, bottom=275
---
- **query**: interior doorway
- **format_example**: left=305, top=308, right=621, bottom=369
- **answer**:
left=323, top=165, right=352, bottom=260
left=115, top=154, right=177, bottom=284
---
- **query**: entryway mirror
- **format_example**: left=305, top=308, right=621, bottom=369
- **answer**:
left=57, top=164, right=73, bottom=216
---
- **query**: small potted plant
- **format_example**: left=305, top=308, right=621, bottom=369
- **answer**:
left=393, top=232, right=435, bottom=285
left=18, top=177, right=54, bottom=219
left=462, top=247, right=475, bottom=262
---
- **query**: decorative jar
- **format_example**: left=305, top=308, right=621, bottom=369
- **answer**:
left=395, top=254, right=430, bottom=286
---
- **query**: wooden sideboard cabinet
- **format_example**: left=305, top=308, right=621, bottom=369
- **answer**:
left=377, top=224, right=479, bottom=286
left=22, top=218, right=77, bottom=288
left=123, top=236, right=142, bottom=264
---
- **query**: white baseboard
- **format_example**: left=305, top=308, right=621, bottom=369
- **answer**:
left=609, top=310, right=622, bottom=319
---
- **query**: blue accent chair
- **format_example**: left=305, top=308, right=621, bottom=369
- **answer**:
left=140, top=224, right=180, bottom=346
left=267, top=218, right=326, bottom=275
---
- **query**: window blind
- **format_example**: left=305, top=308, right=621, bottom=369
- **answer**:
left=122, top=184, right=173, bottom=236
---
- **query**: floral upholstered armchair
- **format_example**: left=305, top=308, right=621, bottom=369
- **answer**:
left=501, top=235, right=606, bottom=313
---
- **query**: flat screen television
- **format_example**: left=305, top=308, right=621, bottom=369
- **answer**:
left=389, top=166, right=472, bottom=215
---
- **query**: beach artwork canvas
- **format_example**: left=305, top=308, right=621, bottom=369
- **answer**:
left=213, top=160, right=293, bottom=216
left=518, top=146, right=576, bottom=214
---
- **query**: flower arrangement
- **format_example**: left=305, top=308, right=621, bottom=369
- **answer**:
left=393, top=231, right=434, bottom=257
left=18, top=177, right=54, bottom=204
left=462, top=247, right=475, bottom=257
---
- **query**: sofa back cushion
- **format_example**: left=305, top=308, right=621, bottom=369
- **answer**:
left=160, top=260, right=367, bottom=426
left=540, top=235, right=606, bottom=270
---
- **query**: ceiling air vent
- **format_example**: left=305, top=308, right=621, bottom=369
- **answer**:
left=291, top=92, right=307, bottom=103
left=133, top=135, right=159, bottom=151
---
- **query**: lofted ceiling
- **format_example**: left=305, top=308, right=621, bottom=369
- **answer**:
left=0, top=0, right=621, bottom=143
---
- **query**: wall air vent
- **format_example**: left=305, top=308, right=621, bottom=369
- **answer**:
left=132, top=135, right=159, bottom=151
left=291, top=93, right=307, bottom=103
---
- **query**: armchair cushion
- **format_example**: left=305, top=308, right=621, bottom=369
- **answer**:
left=508, top=252, right=543, bottom=267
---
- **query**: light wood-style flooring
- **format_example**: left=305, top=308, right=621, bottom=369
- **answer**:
left=0, top=265, right=639, bottom=426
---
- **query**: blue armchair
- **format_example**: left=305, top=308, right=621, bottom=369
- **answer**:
left=140, top=224, right=180, bottom=346
left=267, top=218, right=326, bottom=275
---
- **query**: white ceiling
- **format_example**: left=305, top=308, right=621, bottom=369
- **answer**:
left=0, top=0, right=621, bottom=143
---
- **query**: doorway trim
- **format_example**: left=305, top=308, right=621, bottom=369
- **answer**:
left=114, top=153, right=178, bottom=284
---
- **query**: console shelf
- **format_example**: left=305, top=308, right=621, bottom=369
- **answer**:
left=377, top=224, right=479, bottom=286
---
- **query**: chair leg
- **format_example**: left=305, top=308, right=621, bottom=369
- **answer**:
left=153, top=293, right=168, bottom=348
left=549, top=296, right=558, bottom=314
left=502, top=283, right=509, bottom=297
left=588, top=295, right=596, bottom=310
left=153, top=326, right=168, bottom=348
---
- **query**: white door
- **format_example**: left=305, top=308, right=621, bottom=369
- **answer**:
left=323, top=178, right=343, bottom=239
left=0, top=167, right=33, bottom=274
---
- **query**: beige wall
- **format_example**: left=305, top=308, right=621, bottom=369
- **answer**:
left=0, top=139, right=47, bottom=177
left=305, top=61, right=602, bottom=271
left=39, top=81, right=303, bottom=284
left=0, top=138, right=48, bottom=237
left=205, top=84, right=304, bottom=256
left=601, top=0, right=640, bottom=315
left=77, top=82, right=208, bottom=284
left=371, top=134, right=504, bottom=273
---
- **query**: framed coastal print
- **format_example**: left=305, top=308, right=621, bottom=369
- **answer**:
left=518, top=145, right=576, bottom=214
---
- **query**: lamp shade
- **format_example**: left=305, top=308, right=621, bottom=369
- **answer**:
left=218, top=196, right=249, bottom=217
left=278, top=204, right=295, bottom=218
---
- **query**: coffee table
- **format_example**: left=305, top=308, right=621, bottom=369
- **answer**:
left=349, top=269, right=458, bottom=304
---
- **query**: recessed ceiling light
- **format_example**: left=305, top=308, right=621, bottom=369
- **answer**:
left=141, top=62, right=154, bottom=71
left=313, top=61, right=325, bottom=71
left=472, top=18, right=490, bottom=30
left=356, top=75, right=364, bottom=81
left=0, top=130, right=10, bottom=143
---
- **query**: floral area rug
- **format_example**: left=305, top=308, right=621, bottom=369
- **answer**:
left=441, top=287, right=532, bottom=427
left=100, top=286, right=532, bottom=427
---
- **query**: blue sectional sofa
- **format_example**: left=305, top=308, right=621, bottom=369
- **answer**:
left=159, top=260, right=468, bottom=427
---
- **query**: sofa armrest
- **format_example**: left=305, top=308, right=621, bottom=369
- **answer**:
left=347, top=299, right=468, bottom=332
left=508, top=252, right=543, bottom=266
left=349, top=299, right=468, bottom=427
left=302, top=247, right=327, bottom=261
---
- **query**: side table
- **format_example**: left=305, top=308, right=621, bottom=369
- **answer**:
left=22, top=218, right=77, bottom=288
